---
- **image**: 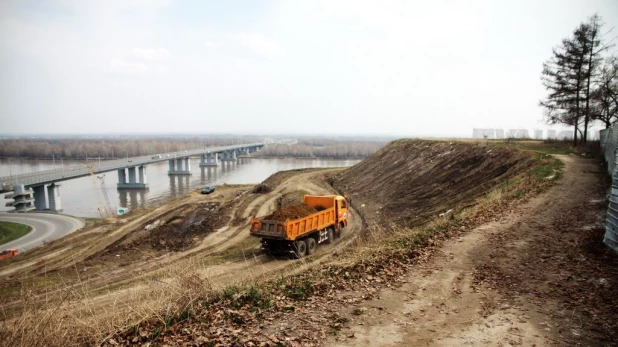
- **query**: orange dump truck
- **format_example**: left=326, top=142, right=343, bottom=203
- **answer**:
left=250, top=195, right=349, bottom=258
left=0, top=249, right=18, bottom=261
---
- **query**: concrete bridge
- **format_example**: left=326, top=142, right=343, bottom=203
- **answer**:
left=1, top=143, right=264, bottom=213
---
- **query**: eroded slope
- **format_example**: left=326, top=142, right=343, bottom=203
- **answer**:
left=332, top=140, right=537, bottom=226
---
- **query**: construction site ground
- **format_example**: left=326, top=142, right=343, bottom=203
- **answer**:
left=327, top=155, right=618, bottom=346
left=0, top=167, right=365, bottom=345
left=1, top=140, right=616, bottom=346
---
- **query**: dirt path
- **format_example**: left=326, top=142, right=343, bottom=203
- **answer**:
left=192, top=169, right=363, bottom=288
left=330, top=155, right=618, bottom=346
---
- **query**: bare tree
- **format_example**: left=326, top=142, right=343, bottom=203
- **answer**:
left=540, top=15, right=607, bottom=146
left=582, top=15, right=607, bottom=141
left=591, top=56, right=618, bottom=128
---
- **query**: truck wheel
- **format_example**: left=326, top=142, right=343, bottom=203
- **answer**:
left=326, top=228, right=334, bottom=244
left=295, top=240, right=307, bottom=258
left=335, top=227, right=341, bottom=239
left=306, top=237, right=317, bottom=255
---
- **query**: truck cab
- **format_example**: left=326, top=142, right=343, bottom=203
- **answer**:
left=333, top=195, right=349, bottom=234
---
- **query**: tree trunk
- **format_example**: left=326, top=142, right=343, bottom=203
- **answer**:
left=575, top=62, right=583, bottom=147
left=583, top=44, right=594, bottom=143
left=583, top=104, right=590, bottom=142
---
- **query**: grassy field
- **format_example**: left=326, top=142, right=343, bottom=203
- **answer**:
left=0, top=221, right=32, bottom=246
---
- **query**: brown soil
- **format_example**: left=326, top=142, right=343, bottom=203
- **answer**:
left=327, top=155, right=618, bottom=346
left=93, top=201, right=233, bottom=256
left=332, top=139, right=537, bottom=226
left=251, top=183, right=272, bottom=194
left=113, top=151, right=617, bottom=347
left=147, top=202, right=229, bottom=251
left=6, top=140, right=616, bottom=347
left=262, top=204, right=318, bottom=221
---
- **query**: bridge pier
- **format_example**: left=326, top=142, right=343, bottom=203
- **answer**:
left=128, top=167, right=137, bottom=185
left=199, top=153, right=218, bottom=167
left=4, top=185, right=35, bottom=213
left=33, top=185, right=47, bottom=211
left=220, top=150, right=237, bottom=162
left=47, top=183, right=63, bottom=212
left=117, top=166, right=149, bottom=189
left=139, top=166, right=148, bottom=186
left=168, top=158, right=192, bottom=175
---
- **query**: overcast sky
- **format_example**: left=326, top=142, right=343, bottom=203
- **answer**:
left=1, top=0, right=617, bottom=137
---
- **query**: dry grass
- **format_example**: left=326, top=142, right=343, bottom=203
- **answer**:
left=0, top=258, right=220, bottom=346
left=0, top=154, right=563, bottom=346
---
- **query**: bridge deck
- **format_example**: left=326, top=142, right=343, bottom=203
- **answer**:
left=0, top=143, right=263, bottom=190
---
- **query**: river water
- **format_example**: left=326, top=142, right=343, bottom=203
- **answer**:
left=0, top=158, right=359, bottom=218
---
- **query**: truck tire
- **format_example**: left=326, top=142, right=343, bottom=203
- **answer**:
left=325, top=228, right=334, bottom=244
left=295, top=240, right=307, bottom=258
left=335, top=226, right=341, bottom=239
left=306, top=237, right=317, bottom=255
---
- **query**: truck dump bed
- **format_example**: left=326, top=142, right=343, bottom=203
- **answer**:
left=250, top=195, right=339, bottom=241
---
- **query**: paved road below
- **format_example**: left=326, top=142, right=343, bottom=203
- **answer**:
left=0, top=213, right=85, bottom=252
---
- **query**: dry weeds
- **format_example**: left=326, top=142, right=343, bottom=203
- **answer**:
left=0, top=145, right=564, bottom=346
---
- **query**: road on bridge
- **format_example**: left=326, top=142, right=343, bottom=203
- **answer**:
left=0, top=213, right=85, bottom=252
left=0, top=142, right=264, bottom=191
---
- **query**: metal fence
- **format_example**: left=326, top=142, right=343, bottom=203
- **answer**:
left=600, top=125, right=618, bottom=253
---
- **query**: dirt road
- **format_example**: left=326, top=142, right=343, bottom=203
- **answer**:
left=330, top=155, right=618, bottom=346
left=1, top=168, right=364, bottom=341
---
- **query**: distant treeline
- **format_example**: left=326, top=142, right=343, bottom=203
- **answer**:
left=255, top=140, right=385, bottom=159
left=0, top=137, right=261, bottom=159
left=0, top=137, right=387, bottom=159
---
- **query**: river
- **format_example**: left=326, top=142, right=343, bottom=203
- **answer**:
left=0, top=158, right=359, bottom=218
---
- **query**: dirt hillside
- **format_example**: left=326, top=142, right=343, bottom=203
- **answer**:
left=6, top=140, right=611, bottom=347
left=332, top=139, right=538, bottom=226
left=327, top=155, right=618, bottom=347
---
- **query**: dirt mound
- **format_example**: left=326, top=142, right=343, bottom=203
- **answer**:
left=148, top=202, right=229, bottom=251
left=96, top=202, right=232, bottom=255
left=263, top=204, right=318, bottom=221
left=252, top=184, right=272, bottom=194
left=332, top=139, right=536, bottom=227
